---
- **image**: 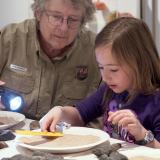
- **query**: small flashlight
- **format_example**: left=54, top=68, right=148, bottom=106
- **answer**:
left=0, top=86, right=25, bottom=112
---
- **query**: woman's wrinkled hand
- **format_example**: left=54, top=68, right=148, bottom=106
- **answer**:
left=0, top=81, right=5, bottom=85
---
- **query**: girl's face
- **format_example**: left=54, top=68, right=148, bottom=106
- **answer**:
left=95, top=46, right=134, bottom=93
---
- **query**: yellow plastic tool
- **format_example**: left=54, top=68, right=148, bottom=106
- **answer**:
left=15, top=130, right=64, bottom=137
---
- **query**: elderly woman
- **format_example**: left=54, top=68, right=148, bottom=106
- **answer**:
left=0, top=0, right=101, bottom=122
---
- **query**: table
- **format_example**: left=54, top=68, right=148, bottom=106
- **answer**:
left=0, top=119, right=160, bottom=160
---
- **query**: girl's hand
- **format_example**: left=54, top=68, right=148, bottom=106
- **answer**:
left=108, top=109, right=147, bottom=141
left=40, top=106, right=63, bottom=132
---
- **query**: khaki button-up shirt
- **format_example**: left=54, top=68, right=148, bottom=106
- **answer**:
left=0, top=19, right=101, bottom=120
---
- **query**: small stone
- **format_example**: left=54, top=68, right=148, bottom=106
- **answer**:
left=0, top=130, right=15, bottom=141
left=32, top=151, right=64, bottom=160
left=99, top=154, right=110, bottom=160
left=92, top=141, right=112, bottom=156
left=2, top=154, right=31, bottom=160
left=29, top=120, right=40, bottom=130
left=0, top=141, right=8, bottom=149
left=109, top=151, right=128, bottom=160
left=110, top=143, right=121, bottom=152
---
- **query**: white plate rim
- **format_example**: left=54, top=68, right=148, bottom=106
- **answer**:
left=0, top=111, right=25, bottom=129
left=16, top=126, right=110, bottom=153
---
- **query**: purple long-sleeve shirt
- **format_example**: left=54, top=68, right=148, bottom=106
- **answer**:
left=75, top=83, right=160, bottom=143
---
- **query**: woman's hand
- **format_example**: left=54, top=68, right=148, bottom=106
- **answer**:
left=108, top=109, right=147, bottom=141
left=0, top=81, right=5, bottom=85
left=40, top=106, right=63, bottom=132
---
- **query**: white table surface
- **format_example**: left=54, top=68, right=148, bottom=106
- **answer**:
left=0, top=119, right=160, bottom=160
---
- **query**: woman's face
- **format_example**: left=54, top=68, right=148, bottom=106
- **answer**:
left=37, top=0, right=84, bottom=50
left=95, top=46, right=134, bottom=93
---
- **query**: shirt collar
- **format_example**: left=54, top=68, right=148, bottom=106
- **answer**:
left=51, top=37, right=78, bottom=62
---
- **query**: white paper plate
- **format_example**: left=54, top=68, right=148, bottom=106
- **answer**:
left=16, top=127, right=110, bottom=153
left=0, top=111, right=25, bottom=129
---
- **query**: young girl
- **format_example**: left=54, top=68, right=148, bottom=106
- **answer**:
left=40, top=17, right=160, bottom=148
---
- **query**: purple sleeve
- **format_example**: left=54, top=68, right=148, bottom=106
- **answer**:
left=133, top=92, right=160, bottom=142
left=74, top=83, right=107, bottom=124
left=151, top=94, right=160, bottom=141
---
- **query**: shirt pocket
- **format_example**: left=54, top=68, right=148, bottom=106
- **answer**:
left=0, top=68, right=34, bottom=94
left=62, top=82, right=88, bottom=100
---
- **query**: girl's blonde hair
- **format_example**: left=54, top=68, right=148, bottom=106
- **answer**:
left=95, top=17, right=160, bottom=94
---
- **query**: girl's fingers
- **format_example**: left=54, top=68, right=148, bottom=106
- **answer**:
left=109, top=113, right=127, bottom=124
left=108, top=110, right=136, bottom=122
left=108, top=110, right=145, bottom=139
left=40, top=116, right=53, bottom=131
left=118, top=116, right=137, bottom=127
left=40, top=107, right=63, bottom=132
left=49, top=118, right=60, bottom=132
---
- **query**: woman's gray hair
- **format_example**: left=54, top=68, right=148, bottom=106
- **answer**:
left=31, top=0, right=95, bottom=25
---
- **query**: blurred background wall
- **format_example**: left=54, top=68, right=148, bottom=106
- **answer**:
left=142, top=0, right=160, bottom=53
left=0, top=0, right=33, bottom=28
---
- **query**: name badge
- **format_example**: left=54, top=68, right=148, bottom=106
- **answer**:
left=10, top=64, right=27, bottom=72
